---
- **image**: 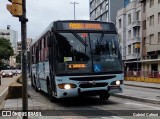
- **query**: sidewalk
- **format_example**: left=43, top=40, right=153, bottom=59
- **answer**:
left=124, top=80, right=160, bottom=89
left=113, top=80, right=160, bottom=104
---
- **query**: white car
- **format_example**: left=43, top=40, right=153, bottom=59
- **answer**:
left=2, top=70, right=13, bottom=78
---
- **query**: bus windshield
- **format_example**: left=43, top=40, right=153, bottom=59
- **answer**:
left=55, top=32, right=122, bottom=74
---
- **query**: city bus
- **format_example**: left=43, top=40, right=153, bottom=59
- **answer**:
left=30, top=20, right=124, bottom=101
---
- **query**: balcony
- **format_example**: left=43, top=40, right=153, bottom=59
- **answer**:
left=126, top=37, right=141, bottom=45
left=132, top=20, right=141, bottom=27
left=126, top=53, right=140, bottom=60
left=132, top=36, right=141, bottom=43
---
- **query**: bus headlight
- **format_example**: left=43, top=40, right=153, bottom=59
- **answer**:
left=2, top=73, right=5, bottom=75
left=58, top=83, right=77, bottom=89
left=116, top=80, right=120, bottom=85
left=64, top=84, right=71, bottom=90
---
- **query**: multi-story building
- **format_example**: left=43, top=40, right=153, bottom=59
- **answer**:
left=0, top=25, right=18, bottom=67
left=17, top=38, right=33, bottom=54
left=140, top=0, right=160, bottom=72
left=116, top=0, right=142, bottom=71
left=90, top=0, right=124, bottom=23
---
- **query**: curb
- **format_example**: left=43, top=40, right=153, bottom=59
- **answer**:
left=124, top=84, right=160, bottom=90
left=0, top=76, right=21, bottom=105
left=112, top=93, right=160, bottom=104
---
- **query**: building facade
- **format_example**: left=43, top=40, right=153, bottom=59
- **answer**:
left=90, top=0, right=124, bottom=23
left=116, top=0, right=142, bottom=71
left=17, top=38, right=33, bottom=54
left=0, top=25, right=18, bottom=67
left=140, top=0, right=160, bottom=72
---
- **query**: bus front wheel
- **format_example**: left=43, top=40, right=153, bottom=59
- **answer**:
left=99, top=94, right=110, bottom=100
left=47, top=82, right=56, bottom=102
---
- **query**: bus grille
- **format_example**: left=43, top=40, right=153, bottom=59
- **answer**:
left=69, top=76, right=116, bottom=81
left=79, top=83, right=108, bottom=88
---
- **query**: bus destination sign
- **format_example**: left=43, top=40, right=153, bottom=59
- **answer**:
left=58, top=22, right=114, bottom=31
left=68, top=23, right=102, bottom=30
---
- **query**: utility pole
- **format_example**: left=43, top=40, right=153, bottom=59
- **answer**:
left=20, top=0, right=28, bottom=119
left=70, top=2, right=79, bottom=20
left=7, top=0, right=28, bottom=119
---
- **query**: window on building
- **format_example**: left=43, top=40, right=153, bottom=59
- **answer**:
left=143, top=20, right=146, bottom=30
left=150, top=0, right=154, bottom=8
left=158, top=32, right=160, bottom=43
left=158, top=0, right=160, bottom=4
left=149, top=34, right=154, bottom=44
left=128, top=30, right=131, bottom=39
left=128, top=45, right=131, bottom=55
left=119, top=19, right=122, bottom=28
left=102, top=14, right=106, bottom=21
left=143, top=1, right=146, bottom=13
left=136, top=11, right=140, bottom=20
left=128, top=13, right=131, bottom=25
left=158, top=12, right=160, bottom=24
left=149, top=15, right=154, bottom=26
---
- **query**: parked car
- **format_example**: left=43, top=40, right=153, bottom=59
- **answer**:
left=11, top=70, right=18, bottom=76
left=2, top=70, right=13, bottom=78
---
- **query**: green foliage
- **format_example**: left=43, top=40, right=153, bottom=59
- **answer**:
left=0, top=37, right=14, bottom=60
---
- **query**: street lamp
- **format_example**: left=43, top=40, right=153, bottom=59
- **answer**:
left=70, top=2, right=79, bottom=20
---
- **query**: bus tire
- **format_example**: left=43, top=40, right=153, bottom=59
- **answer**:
left=31, top=76, right=34, bottom=87
left=47, top=81, right=56, bottom=102
left=34, top=78, right=39, bottom=92
left=99, top=94, right=110, bottom=100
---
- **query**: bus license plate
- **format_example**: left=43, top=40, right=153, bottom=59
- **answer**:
left=109, top=86, right=120, bottom=90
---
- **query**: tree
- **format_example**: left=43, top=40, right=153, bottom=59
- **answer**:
left=0, top=37, right=14, bottom=66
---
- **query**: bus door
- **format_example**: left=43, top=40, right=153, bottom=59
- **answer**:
left=48, top=33, right=57, bottom=96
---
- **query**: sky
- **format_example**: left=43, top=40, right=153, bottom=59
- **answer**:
left=0, top=0, right=89, bottom=40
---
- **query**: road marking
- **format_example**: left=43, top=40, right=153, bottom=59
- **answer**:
left=101, top=117, right=124, bottom=119
left=125, top=102, right=160, bottom=109
left=111, top=116, right=124, bottom=119
left=0, top=87, right=8, bottom=97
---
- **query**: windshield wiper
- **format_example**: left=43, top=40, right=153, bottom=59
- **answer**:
left=71, top=31, right=88, bottom=46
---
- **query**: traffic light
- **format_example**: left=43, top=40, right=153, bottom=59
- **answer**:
left=7, top=0, right=22, bottom=17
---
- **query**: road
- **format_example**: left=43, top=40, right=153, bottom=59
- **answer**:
left=26, top=80, right=160, bottom=119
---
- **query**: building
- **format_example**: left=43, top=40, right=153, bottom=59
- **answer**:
left=140, top=0, right=160, bottom=72
left=116, top=0, right=142, bottom=71
left=0, top=25, right=18, bottom=67
left=17, top=38, right=33, bottom=54
left=90, top=0, right=124, bottom=23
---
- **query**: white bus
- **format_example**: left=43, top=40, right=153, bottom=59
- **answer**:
left=30, top=20, right=124, bottom=101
